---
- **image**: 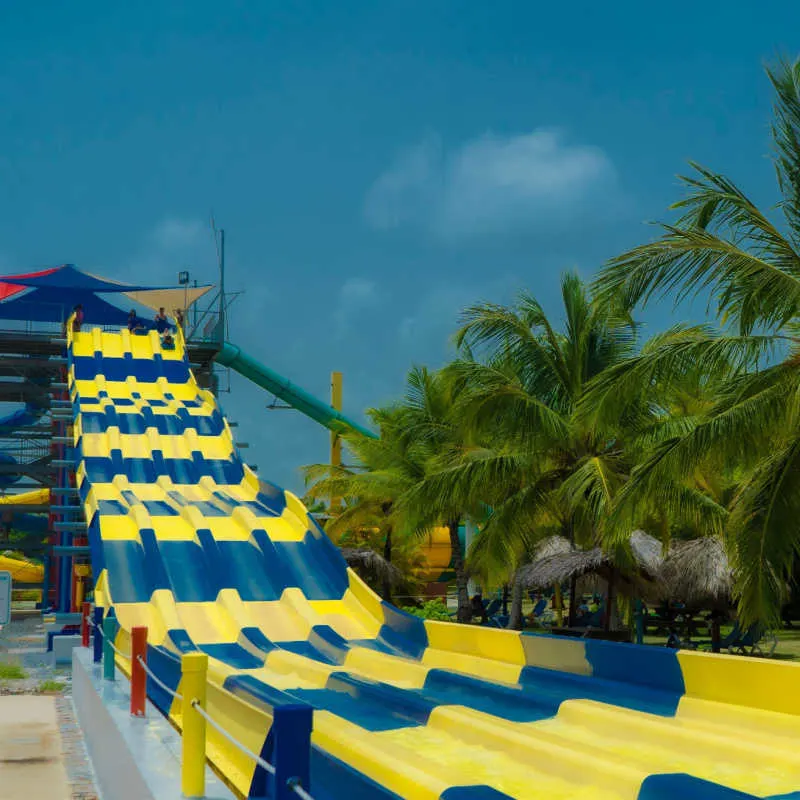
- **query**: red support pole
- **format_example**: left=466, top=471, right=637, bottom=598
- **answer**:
left=81, top=602, right=90, bottom=647
left=130, top=626, right=147, bottom=717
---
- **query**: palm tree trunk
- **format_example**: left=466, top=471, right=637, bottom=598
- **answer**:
left=605, top=569, right=615, bottom=632
left=554, top=583, right=563, bottom=626
left=382, top=527, right=393, bottom=601
left=568, top=575, right=577, bottom=627
left=509, top=569, right=524, bottom=630
left=566, top=517, right=576, bottom=627
left=448, top=519, right=470, bottom=623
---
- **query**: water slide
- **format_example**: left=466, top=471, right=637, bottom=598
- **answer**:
left=69, top=326, right=800, bottom=800
left=0, top=553, right=43, bottom=583
left=215, top=342, right=375, bottom=438
left=0, top=400, right=50, bottom=489
left=0, top=489, right=48, bottom=583
left=216, top=343, right=460, bottom=581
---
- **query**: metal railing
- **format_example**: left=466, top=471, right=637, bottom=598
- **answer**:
left=86, top=608, right=314, bottom=799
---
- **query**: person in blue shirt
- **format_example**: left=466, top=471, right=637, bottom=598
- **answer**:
left=127, top=309, right=145, bottom=333
left=154, top=307, right=169, bottom=334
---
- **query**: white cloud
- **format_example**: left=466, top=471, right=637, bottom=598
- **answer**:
left=106, top=217, right=216, bottom=288
left=364, top=129, right=618, bottom=240
left=333, top=278, right=379, bottom=337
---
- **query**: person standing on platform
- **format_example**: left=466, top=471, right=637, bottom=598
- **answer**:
left=72, top=304, right=84, bottom=332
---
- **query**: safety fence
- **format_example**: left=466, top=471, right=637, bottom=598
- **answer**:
left=81, top=603, right=315, bottom=800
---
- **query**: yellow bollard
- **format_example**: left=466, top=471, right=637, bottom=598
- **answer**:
left=181, top=652, right=208, bottom=798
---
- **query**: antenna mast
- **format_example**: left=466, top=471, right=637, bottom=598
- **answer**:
left=218, top=228, right=226, bottom=343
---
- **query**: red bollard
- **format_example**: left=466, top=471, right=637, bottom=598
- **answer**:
left=130, top=626, right=148, bottom=717
left=81, top=602, right=90, bottom=648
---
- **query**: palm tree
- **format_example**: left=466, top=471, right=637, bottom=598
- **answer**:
left=304, top=406, right=424, bottom=601
left=305, top=367, right=473, bottom=620
left=578, top=325, right=747, bottom=548
left=592, top=58, right=800, bottom=626
left=394, top=366, right=474, bottom=623
left=412, top=271, right=639, bottom=629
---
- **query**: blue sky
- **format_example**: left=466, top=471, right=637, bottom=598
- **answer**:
left=0, top=1, right=796, bottom=491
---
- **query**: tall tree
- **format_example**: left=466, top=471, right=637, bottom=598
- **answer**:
left=593, top=58, right=800, bottom=626
left=304, top=407, right=424, bottom=601
left=412, top=272, right=639, bottom=628
left=394, top=366, right=474, bottom=623
left=305, top=367, right=473, bottom=620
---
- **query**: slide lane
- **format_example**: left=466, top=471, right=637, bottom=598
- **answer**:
left=68, top=326, right=800, bottom=800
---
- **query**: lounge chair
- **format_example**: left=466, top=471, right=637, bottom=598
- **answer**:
left=721, top=622, right=778, bottom=657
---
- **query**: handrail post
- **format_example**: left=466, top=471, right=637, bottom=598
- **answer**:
left=102, top=615, right=118, bottom=681
left=274, top=704, right=313, bottom=800
left=92, top=607, right=103, bottom=664
left=181, top=652, right=208, bottom=799
left=130, top=626, right=147, bottom=717
left=81, top=601, right=90, bottom=647
left=249, top=703, right=313, bottom=800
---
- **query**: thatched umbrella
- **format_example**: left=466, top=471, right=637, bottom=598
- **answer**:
left=340, top=547, right=402, bottom=587
left=518, top=530, right=664, bottom=630
left=659, top=536, right=732, bottom=607
left=519, top=531, right=662, bottom=591
left=659, top=536, right=732, bottom=652
left=533, top=535, right=573, bottom=560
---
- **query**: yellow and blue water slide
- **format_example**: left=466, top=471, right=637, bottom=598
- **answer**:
left=68, top=325, right=800, bottom=800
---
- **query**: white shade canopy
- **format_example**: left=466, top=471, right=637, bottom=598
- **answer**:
left=123, top=284, right=213, bottom=313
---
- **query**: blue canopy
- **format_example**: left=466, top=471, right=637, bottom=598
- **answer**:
left=0, top=264, right=208, bottom=325
left=0, top=264, right=166, bottom=293
left=0, top=288, right=132, bottom=324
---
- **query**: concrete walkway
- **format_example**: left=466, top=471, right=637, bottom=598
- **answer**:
left=0, top=695, right=70, bottom=800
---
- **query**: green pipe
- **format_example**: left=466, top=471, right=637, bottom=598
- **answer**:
left=215, top=342, right=377, bottom=439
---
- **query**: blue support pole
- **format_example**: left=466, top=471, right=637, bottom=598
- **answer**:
left=103, top=614, right=118, bottom=681
left=92, top=606, right=103, bottom=664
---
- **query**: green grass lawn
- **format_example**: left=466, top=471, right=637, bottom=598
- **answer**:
left=771, top=627, right=800, bottom=661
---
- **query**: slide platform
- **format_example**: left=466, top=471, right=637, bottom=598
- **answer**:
left=68, top=325, right=800, bottom=800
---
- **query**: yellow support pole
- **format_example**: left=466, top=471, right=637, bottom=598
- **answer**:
left=181, top=652, right=208, bottom=798
left=330, top=371, right=343, bottom=516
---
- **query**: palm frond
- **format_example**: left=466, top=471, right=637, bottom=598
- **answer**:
left=455, top=300, right=571, bottom=404
left=448, top=359, right=569, bottom=444
left=559, top=454, right=624, bottom=529
left=466, top=483, right=552, bottom=584
left=578, top=324, right=778, bottom=430
left=728, top=433, right=800, bottom=626
left=767, top=58, right=800, bottom=236
left=595, top=221, right=800, bottom=334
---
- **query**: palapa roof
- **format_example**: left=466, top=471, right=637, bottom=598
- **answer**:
left=659, top=536, right=732, bottom=606
left=518, top=530, right=664, bottom=596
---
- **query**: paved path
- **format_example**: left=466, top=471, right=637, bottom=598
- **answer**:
left=0, top=695, right=70, bottom=800
left=0, top=616, right=98, bottom=799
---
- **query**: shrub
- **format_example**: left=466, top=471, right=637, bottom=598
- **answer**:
left=400, top=599, right=451, bottom=621
left=37, top=680, right=65, bottom=694
left=0, top=662, right=27, bottom=680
